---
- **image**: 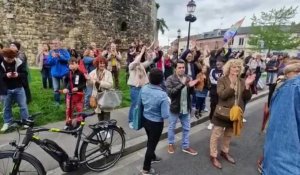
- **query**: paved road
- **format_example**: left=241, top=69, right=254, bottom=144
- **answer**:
left=0, top=91, right=267, bottom=175
left=90, top=97, right=267, bottom=175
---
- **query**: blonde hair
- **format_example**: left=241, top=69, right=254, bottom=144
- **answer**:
left=283, top=59, right=300, bottom=74
left=222, top=59, right=244, bottom=76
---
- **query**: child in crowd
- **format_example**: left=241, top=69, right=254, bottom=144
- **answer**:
left=194, top=65, right=210, bottom=119
left=63, top=57, right=86, bottom=129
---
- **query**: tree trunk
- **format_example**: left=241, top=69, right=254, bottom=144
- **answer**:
left=267, top=48, right=271, bottom=56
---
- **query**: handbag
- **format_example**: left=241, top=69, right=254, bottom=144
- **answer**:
left=215, top=105, right=231, bottom=121
left=98, top=90, right=122, bottom=110
left=132, top=91, right=143, bottom=130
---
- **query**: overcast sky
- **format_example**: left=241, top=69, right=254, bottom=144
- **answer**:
left=156, top=0, right=300, bottom=46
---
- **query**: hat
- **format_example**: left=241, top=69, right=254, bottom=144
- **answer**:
left=10, top=42, right=21, bottom=50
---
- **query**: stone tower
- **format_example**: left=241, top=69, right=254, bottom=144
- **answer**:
left=0, top=0, right=157, bottom=64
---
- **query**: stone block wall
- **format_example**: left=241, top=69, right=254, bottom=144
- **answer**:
left=0, top=0, right=157, bottom=65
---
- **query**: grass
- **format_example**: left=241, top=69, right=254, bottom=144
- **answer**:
left=0, top=69, right=130, bottom=127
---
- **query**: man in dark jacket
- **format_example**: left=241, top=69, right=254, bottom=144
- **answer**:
left=165, top=59, right=199, bottom=156
left=0, top=48, right=30, bottom=132
left=207, top=58, right=224, bottom=130
left=0, top=44, right=5, bottom=105
left=10, top=42, right=32, bottom=104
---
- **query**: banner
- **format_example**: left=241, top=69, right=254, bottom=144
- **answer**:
left=223, top=17, right=245, bottom=43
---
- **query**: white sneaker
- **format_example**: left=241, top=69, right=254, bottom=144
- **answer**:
left=207, top=123, right=213, bottom=130
left=129, top=122, right=134, bottom=129
left=1, top=123, right=10, bottom=132
left=243, top=118, right=247, bottom=123
left=203, top=107, right=209, bottom=112
left=23, top=125, right=29, bottom=129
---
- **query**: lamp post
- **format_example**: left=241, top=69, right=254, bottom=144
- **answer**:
left=177, top=29, right=181, bottom=54
left=185, top=0, right=197, bottom=49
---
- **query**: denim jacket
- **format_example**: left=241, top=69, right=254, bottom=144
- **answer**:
left=140, top=84, right=170, bottom=122
left=263, top=75, right=300, bottom=175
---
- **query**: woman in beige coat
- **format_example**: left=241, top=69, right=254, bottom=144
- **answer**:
left=209, top=59, right=255, bottom=169
left=89, top=57, right=113, bottom=121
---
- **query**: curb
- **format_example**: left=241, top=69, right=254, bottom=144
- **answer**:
left=123, top=90, right=269, bottom=157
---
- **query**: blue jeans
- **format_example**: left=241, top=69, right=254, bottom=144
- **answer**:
left=0, top=95, right=5, bottom=114
left=84, top=86, right=93, bottom=108
left=0, top=95, right=5, bottom=105
left=191, top=93, right=196, bottom=108
left=3, top=88, right=29, bottom=124
left=128, top=86, right=141, bottom=123
left=196, top=97, right=205, bottom=111
left=168, top=113, right=190, bottom=149
left=195, top=90, right=208, bottom=111
left=41, top=67, right=52, bottom=89
left=52, top=76, right=66, bottom=103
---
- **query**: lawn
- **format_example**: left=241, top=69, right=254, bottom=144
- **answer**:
left=0, top=68, right=130, bottom=126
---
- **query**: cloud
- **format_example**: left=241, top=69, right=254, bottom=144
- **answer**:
left=156, top=0, right=300, bottom=46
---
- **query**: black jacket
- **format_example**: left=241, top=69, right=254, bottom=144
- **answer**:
left=165, top=74, right=193, bottom=114
left=180, top=49, right=200, bottom=79
left=0, top=55, right=5, bottom=95
left=147, top=50, right=164, bottom=72
left=65, top=70, right=86, bottom=92
left=0, top=57, right=27, bottom=94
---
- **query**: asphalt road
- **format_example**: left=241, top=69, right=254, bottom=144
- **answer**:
left=91, top=96, right=267, bottom=175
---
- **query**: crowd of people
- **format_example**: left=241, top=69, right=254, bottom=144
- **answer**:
left=0, top=38, right=299, bottom=174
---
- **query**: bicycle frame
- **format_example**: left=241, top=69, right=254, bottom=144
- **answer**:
left=11, top=121, right=87, bottom=172
left=7, top=108, right=126, bottom=173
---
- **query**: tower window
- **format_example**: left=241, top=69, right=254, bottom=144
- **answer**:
left=120, top=22, right=127, bottom=31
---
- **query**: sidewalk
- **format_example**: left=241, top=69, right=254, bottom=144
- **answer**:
left=0, top=90, right=269, bottom=173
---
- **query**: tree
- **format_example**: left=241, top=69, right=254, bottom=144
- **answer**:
left=248, top=6, right=300, bottom=53
left=156, top=18, right=169, bottom=34
left=156, top=3, right=169, bottom=35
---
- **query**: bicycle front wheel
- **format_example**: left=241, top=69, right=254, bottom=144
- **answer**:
left=80, top=126, right=125, bottom=172
left=0, top=150, right=46, bottom=175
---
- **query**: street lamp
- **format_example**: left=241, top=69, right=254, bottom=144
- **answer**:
left=185, top=0, right=197, bottom=49
left=177, top=29, right=181, bottom=54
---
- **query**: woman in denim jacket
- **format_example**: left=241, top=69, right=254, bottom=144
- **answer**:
left=140, top=69, right=170, bottom=175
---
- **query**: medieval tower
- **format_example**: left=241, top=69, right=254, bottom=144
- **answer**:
left=0, top=0, right=157, bottom=64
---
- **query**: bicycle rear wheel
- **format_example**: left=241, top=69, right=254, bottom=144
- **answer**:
left=80, top=126, right=125, bottom=171
left=0, top=150, right=46, bottom=175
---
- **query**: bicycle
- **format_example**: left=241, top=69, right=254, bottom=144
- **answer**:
left=0, top=111, right=126, bottom=175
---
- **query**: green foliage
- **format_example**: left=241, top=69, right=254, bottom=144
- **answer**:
left=155, top=2, right=168, bottom=35
left=0, top=69, right=130, bottom=127
left=156, top=2, right=160, bottom=9
left=248, top=6, right=300, bottom=52
left=157, top=18, right=169, bottom=34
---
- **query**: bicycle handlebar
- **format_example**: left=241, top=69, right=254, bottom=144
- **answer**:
left=58, top=90, right=84, bottom=95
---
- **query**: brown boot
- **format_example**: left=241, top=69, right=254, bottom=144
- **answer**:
left=210, top=156, right=222, bottom=169
left=220, top=151, right=236, bottom=164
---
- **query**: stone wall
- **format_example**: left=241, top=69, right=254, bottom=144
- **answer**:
left=0, top=0, right=157, bottom=65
